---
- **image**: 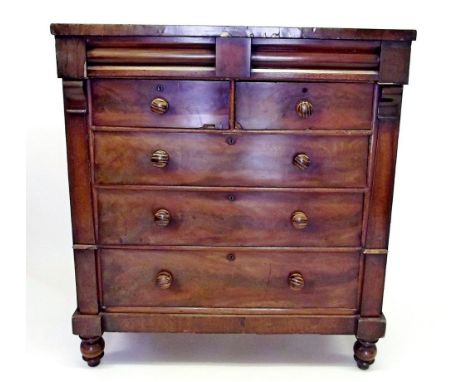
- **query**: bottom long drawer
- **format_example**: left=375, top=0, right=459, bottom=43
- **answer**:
left=100, top=248, right=360, bottom=311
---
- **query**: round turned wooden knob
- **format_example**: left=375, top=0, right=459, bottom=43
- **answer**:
left=156, top=270, right=173, bottom=289
left=291, top=211, right=308, bottom=229
left=296, top=100, right=313, bottom=118
left=150, top=97, right=169, bottom=114
left=293, top=153, right=311, bottom=170
left=154, top=209, right=171, bottom=227
left=288, top=272, right=305, bottom=291
left=151, top=149, right=169, bottom=168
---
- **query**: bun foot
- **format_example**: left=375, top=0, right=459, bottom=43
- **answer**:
left=80, top=336, right=105, bottom=367
left=353, top=339, right=377, bottom=370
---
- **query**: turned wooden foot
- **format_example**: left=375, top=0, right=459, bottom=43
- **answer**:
left=79, top=336, right=105, bottom=367
left=353, top=339, right=377, bottom=370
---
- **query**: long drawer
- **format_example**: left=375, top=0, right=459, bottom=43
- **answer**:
left=100, top=248, right=360, bottom=309
left=96, top=189, right=364, bottom=246
left=93, top=131, right=369, bottom=187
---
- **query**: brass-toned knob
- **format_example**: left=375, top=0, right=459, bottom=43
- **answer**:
left=151, top=149, right=169, bottom=168
left=154, top=209, right=171, bottom=227
left=296, top=100, right=313, bottom=118
left=150, top=97, right=169, bottom=114
left=156, top=270, right=173, bottom=289
left=291, top=211, right=308, bottom=229
left=288, top=272, right=305, bottom=291
left=293, top=153, right=311, bottom=170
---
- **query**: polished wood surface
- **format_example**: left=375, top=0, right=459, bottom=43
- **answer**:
left=79, top=336, right=105, bottom=367
left=93, top=131, right=369, bottom=187
left=63, top=81, right=95, bottom=243
left=101, top=312, right=358, bottom=334
left=354, top=339, right=378, bottom=370
left=87, top=37, right=216, bottom=66
left=251, top=39, right=380, bottom=70
left=52, top=23, right=415, bottom=368
left=100, top=248, right=360, bottom=309
left=51, top=23, right=417, bottom=41
left=91, top=79, right=229, bottom=128
left=74, top=249, right=99, bottom=314
left=97, top=189, right=363, bottom=246
left=236, top=82, right=374, bottom=130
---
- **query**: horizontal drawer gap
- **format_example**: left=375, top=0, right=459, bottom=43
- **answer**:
left=102, top=307, right=358, bottom=315
left=93, top=185, right=368, bottom=193
left=94, top=245, right=362, bottom=252
left=91, top=126, right=373, bottom=135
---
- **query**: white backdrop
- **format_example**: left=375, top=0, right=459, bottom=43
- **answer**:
left=9, top=0, right=468, bottom=379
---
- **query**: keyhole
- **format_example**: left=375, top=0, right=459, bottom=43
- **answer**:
left=226, top=136, right=236, bottom=145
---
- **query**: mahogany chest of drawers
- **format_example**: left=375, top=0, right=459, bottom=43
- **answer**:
left=51, top=24, right=416, bottom=369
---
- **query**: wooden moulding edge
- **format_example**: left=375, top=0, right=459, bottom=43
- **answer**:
left=99, top=312, right=358, bottom=334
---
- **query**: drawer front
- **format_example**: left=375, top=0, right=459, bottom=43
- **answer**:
left=236, top=82, right=374, bottom=130
left=100, top=248, right=360, bottom=309
left=94, top=131, right=369, bottom=187
left=97, top=189, right=363, bottom=246
left=91, top=79, right=230, bottom=129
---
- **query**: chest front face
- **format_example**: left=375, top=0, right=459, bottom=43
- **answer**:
left=52, top=24, right=415, bottom=369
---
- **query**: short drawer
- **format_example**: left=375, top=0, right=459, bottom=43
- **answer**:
left=94, top=131, right=369, bottom=187
left=236, top=82, right=374, bottom=130
left=97, top=189, right=363, bottom=246
left=100, top=248, right=360, bottom=310
left=91, top=79, right=230, bottom=129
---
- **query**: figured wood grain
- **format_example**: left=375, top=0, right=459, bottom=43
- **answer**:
left=96, top=188, right=364, bottom=247
left=55, top=37, right=86, bottom=78
left=63, top=81, right=95, bottom=243
left=93, top=131, right=369, bottom=187
left=236, top=82, right=374, bottom=130
left=50, top=24, right=416, bottom=41
left=100, top=248, right=360, bottom=309
left=91, top=79, right=229, bottom=128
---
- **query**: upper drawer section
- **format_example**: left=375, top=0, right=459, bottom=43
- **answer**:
left=236, top=82, right=374, bottom=130
left=91, top=79, right=230, bottom=129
